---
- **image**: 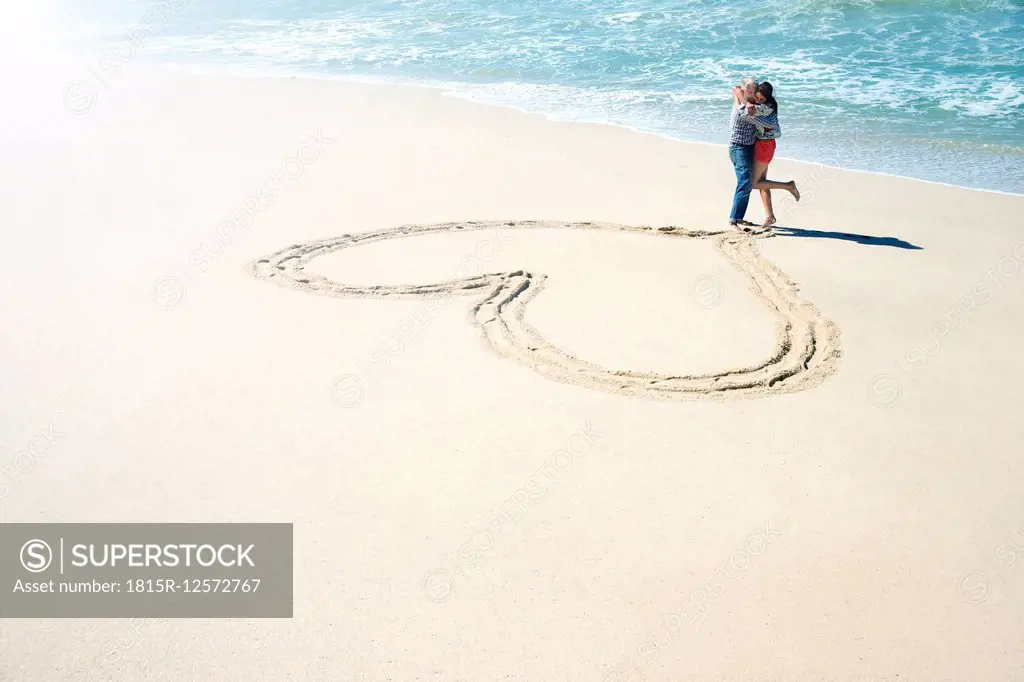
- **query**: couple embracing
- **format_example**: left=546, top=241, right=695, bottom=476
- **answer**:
left=727, top=77, right=800, bottom=230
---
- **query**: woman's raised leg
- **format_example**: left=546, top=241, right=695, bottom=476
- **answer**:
left=752, top=168, right=800, bottom=204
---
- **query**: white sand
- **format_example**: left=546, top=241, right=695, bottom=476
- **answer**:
left=1, top=65, right=1023, bottom=680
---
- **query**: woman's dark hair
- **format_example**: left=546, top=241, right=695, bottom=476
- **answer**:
left=757, top=81, right=778, bottom=113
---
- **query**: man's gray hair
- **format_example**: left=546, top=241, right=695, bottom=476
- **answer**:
left=739, top=76, right=758, bottom=88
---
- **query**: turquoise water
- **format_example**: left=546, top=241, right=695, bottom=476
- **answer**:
left=61, top=0, right=1024, bottom=193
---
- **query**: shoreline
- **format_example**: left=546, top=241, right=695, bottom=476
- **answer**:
left=140, top=59, right=1024, bottom=198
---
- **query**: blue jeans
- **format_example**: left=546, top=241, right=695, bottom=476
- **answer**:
left=728, top=144, right=754, bottom=222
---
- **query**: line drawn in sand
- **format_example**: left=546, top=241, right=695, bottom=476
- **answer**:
left=249, top=221, right=842, bottom=401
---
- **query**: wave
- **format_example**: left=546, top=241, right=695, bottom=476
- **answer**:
left=60, top=0, right=1024, bottom=193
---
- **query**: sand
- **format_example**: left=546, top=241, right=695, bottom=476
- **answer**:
left=1, top=64, right=1023, bottom=681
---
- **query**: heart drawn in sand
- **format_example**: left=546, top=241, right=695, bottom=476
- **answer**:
left=250, top=221, right=841, bottom=401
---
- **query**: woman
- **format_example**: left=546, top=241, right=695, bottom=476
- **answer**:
left=746, top=82, right=800, bottom=228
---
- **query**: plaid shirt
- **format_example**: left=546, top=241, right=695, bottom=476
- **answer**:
left=729, top=101, right=782, bottom=145
left=729, top=102, right=757, bottom=146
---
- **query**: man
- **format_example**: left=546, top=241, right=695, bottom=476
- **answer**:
left=727, top=77, right=761, bottom=229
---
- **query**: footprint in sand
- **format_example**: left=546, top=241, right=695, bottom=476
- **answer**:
left=249, top=221, right=842, bottom=402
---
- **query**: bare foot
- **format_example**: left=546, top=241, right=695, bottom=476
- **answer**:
left=788, top=182, right=801, bottom=201
left=761, top=215, right=777, bottom=228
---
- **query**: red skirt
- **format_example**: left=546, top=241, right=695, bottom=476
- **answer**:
left=754, top=139, right=776, bottom=164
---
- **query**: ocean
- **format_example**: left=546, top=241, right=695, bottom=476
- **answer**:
left=54, top=0, right=1024, bottom=194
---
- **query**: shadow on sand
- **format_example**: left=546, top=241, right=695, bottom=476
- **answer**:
left=767, top=225, right=922, bottom=250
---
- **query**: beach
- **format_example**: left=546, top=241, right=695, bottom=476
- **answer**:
left=1, top=66, right=1023, bottom=680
